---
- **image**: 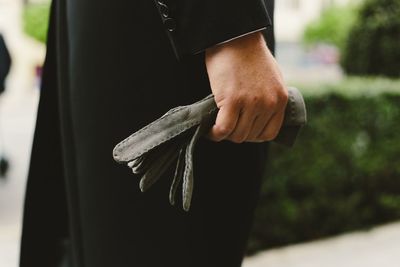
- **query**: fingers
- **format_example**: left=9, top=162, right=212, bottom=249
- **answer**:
left=207, top=90, right=288, bottom=143
left=226, top=111, right=252, bottom=143
left=253, top=110, right=285, bottom=142
left=255, top=92, right=288, bottom=141
left=245, top=113, right=272, bottom=141
left=207, top=102, right=240, bottom=142
left=227, top=108, right=264, bottom=143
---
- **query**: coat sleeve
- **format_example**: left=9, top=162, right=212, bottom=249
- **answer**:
left=153, top=0, right=272, bottom=61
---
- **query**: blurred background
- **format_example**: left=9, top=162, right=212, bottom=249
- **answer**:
left=0, top=0, right=399, bottom=266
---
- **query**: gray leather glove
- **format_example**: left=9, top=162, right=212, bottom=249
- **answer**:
left=113, top=87, right=307, bottom=211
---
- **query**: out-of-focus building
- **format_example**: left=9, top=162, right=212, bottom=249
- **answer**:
left=275, top=0, right=358, bottom=42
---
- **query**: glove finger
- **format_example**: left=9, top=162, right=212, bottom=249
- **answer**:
left=128, top=157, right=143, bottom=169
left=128, top=155, right=146, bottom=174
left=282, top=87, right=307, bottom=126
left=182, top=145, right=193, bottom=212
left=139, top=141, right=180, bottom=192
left=129, top=140, right=173, bottom=175
left=182, top=124, right=205, bottom=211
left=113, top=94, right=216, bottom=163
left=169, top=146, right=186, bottom=206
left=273, top=87, right=307, bottom=147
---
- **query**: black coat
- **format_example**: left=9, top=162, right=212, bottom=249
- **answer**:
left=0, top=34, right=11, bottom=93
left=20, top=1, right=275, bottom=267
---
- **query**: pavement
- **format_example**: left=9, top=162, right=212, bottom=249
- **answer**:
left=243, top=222, right=400, bottom=267
left=0, top=1, right=399, bottom=267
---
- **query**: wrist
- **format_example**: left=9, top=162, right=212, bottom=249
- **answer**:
left=205, top=31, right=266, bottom=57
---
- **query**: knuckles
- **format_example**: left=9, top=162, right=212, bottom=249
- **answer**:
left=265, top=84, right=288, bottom=110
left=277, top=86, right=289, bottom=107
left=224, top=94, right=244, bottom=109
left=224, top=84, right=288, bottom=112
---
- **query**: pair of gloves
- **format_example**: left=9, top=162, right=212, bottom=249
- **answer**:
left=113, top=87, right=307, bottom=211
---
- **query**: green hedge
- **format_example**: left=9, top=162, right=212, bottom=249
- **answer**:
left=341, top=0, right=400, bottom=77
left=247, top=77, right=400, bottom=254
left=23, top=3, right=50, bottom=44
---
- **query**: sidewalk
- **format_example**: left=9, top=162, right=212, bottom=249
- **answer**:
left=243, top=222, right=400, bottom=267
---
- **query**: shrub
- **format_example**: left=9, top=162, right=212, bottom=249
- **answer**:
left=23, top=3, right=50, bottom=44
left=247, top=77, right=400, bottom=254
left=341, top=0, right=400, bottom=77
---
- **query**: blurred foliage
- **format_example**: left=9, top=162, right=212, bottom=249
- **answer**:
left=247, top=77, right=400, bottom=254
left=303, top=5, right=358, bottom=49
left=341, top=0, right=400, bottom=77
left=298, top=76, right=400, bottom=97
left=23, top=3, right=50, bottom=44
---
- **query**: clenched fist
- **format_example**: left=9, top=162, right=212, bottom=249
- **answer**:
left=205, top=31, right=288, bottom=143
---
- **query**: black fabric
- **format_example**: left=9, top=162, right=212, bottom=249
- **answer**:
left=0, top=34, right=11, bottom=93
left=19, top=2, right=69, bottom=265
left=20, top=0, right=275, bottom=267
left=157, top=0, right=272, bottom=59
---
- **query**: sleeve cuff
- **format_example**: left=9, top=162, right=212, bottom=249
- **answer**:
left=192, top=27, right=267, bottom=55
left=157, top=0, right=272, bottom=60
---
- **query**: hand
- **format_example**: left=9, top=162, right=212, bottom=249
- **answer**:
left=205, top=31, right=288, bottom=143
